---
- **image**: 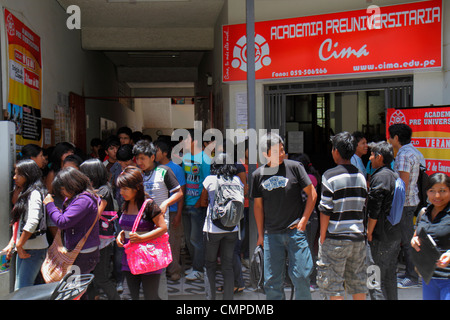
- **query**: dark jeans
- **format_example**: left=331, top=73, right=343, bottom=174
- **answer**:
left=74, top=249, right=100, bottom=275
left=88, top=243, right=121, bottom=300
left=204, top=232, right=238, bottom=300
left=368, top=239, right=401, bottom=300
left=399, top=206, right=418, bottom=281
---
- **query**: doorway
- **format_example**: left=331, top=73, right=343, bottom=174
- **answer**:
left=264, top=76, right=413, bottom=174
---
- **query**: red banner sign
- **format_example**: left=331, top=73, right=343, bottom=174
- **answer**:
left=386, top=106, right=450, bottom=175
left=223, top=0, right=442, bottom=82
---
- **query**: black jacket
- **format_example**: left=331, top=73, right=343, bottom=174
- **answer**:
left=367, top=166, right=401, bottom=242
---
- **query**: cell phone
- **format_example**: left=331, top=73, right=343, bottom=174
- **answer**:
left=287, top=218, right=300, bottom=229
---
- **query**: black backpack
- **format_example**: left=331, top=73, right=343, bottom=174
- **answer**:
left=415, top=164, right=430, bottom=216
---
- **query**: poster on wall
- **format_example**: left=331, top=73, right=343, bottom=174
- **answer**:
left=223, top=0, right=442, bottom=82
left=4, top=9, right=42, bottom=147
left=386, top=106, right=450, bottom=175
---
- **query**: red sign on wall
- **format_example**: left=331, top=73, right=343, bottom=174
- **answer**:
left=387, top=106, right=450, bottom=175
left=223, top=0, right=442, bottom=82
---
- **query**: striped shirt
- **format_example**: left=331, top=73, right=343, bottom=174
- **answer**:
left=142, top=165, right=180, bottom=225
left=319, top=164, right=368, bottom=241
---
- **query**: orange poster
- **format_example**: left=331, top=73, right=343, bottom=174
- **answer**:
left=4, top=9, right=42, bottom=147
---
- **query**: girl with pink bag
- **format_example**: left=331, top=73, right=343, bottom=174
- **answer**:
left=115, top=166, right=168, bottom=300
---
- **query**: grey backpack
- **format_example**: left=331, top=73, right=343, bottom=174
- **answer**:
left=211, top=176, right=244, bottom=231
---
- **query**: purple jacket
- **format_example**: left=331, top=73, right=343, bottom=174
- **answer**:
left=46, top=192, right=100, bottom=251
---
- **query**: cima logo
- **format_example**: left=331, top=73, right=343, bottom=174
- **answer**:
left=389, top=110, right=407, bottom=126
left=6, top=14, right=15, bottom=37
left=232, top=34, right=271, bottom=72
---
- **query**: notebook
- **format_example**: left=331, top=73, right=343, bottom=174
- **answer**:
left=411, top=228, right=441, bottom=284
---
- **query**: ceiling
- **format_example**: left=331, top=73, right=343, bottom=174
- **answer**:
left=56, top=0, right=226, bottom=87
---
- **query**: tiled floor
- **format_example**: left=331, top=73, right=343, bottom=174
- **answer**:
left=108, top=253, right=422, bottom=301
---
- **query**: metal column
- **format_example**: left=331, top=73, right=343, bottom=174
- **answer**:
left=246, top=0, right=258, bottom=259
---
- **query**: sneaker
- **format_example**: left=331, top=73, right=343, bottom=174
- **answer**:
left=185, top=270, right=204, bottom=281
left=116, top=283, right=124, bottom=294
left=397, top=277, right=420, bottom=289
left=184, top=267, right=193, bottom=275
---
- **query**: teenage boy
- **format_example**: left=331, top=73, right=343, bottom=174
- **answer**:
left=111, top=144, right=135, bottom=208
left=388, top=123, right=425, bottom=288
left=251, top=132, right=317, bottom=300
left=133, top=140, right=183, bottom=299
left=366, top=141, right=401, bottom=300
left=154, top=139, right=186, bottom=281
left=103, top=136, right=120, bottom=172
left=181, top=129, right=211, bottom=281
left=317, top=132, right=368, bottom=300
left=117, top=126, right=133, bottom=146
left=133, top=140, right=182, bottom=225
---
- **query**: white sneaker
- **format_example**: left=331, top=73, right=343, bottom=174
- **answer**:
left=184, top=267, right=193, bottom=275
left=185, top=270, right=203, bottom=281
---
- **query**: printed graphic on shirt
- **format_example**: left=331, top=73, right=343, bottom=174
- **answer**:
left=262, top=176, right=289, bottom=191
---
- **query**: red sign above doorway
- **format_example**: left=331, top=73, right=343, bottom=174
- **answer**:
left=222, top=0, right=442, bottom=82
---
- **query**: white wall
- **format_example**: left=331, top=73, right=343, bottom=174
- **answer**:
left=0, top=0, right=144, bottom=150
left=136, top=98, right=195, bottom=140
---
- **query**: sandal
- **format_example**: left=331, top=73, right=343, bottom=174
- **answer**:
left=234, top=287, right=245, bottom=293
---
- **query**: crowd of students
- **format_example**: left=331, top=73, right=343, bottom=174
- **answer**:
left=3, top=123, right=450, bottom=300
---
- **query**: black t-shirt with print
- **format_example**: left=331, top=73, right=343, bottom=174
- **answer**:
left=250, top=160, right=312, bottom=233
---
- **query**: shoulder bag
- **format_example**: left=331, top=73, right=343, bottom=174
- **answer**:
left=124, top=199, right=172, bottom=275
left=41, top=197, right=101, bottom=283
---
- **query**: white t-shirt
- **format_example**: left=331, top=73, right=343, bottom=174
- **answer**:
left=202, top=175, right=242, bottom=234
left=20, top=190, right=49, bottom=250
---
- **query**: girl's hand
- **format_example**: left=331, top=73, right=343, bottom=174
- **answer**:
left=116, top=231, right=125, bottom=247
left=411, top=235, right=421, bottom=252
left=2, top=244, right=15, bottom=260
left=437, top=251, right=450, bottom=268
left=129, top=232, right=143, bottom=243
left=43, top=194, right=54, bottom=205
left=16, top=246, right=30, bottom=259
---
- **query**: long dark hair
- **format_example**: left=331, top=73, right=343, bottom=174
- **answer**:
left=49, top=142, right=75, bottom=173
left=211, top=153, right=237, bottom=180
left=116, top=166, right=148, bottom=213
left=11, top=160, right=47, bottom=224
left=51, top=167, right=95, bottom=202
left=80, top=158, right=109, bottom=189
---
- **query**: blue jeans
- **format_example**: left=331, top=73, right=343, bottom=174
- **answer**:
left=15, top=248, right=47, bottom=290
left=264, top=229, right=313, bottom=300
left=423, top=278, right=450, bottom=300
left=182, top=206, right=206, bottom=272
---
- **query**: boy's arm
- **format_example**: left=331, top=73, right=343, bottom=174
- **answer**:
left=319, top=212, right=330, bottom=244
left=253, top=197, right=265, bottom=247
left=298, top=184, right=317, bottom=231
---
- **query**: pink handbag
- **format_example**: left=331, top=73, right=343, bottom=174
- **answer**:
left=124, top=199, right=172, bottom=275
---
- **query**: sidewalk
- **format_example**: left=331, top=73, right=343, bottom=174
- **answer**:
left=117, top=257, right=423, bottom=300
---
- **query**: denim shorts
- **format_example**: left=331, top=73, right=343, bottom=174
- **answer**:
left=317, top=238, right=368, bottom=297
